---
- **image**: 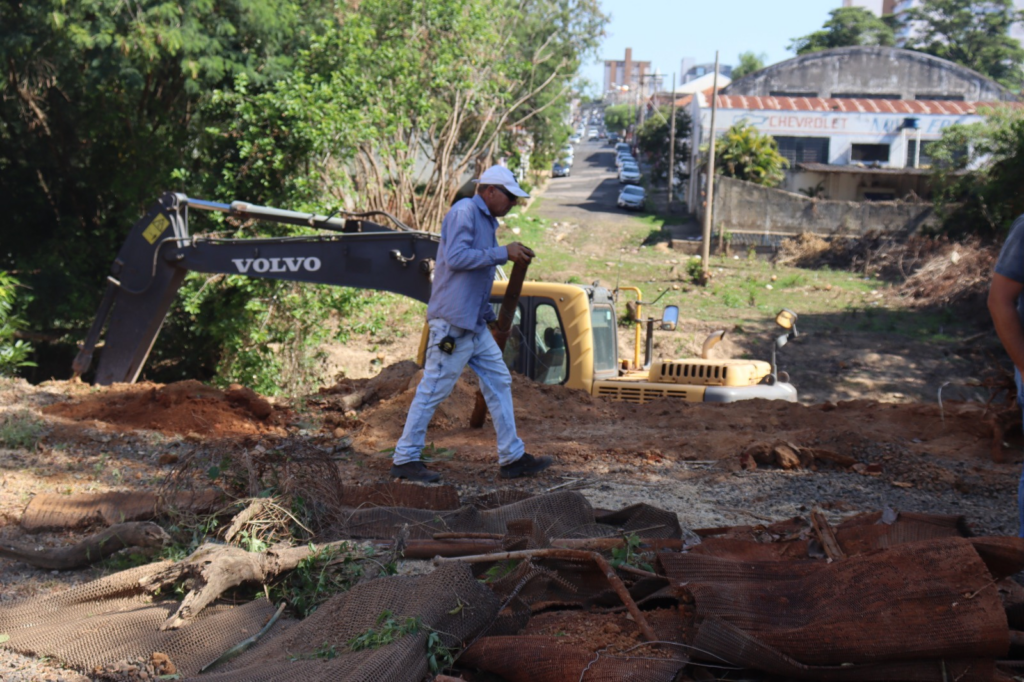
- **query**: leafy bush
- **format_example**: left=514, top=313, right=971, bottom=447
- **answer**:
left=714, top=123, right=789, bottom=188
left=603, top=104, right=633, bottom=133
left=929, top=105, right=1024, bottom=235
left=636, top=108, right=692, bottom=185
left=0, top=272, right=35, bottom=376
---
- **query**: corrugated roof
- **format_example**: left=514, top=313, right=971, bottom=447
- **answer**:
left=691, top=96, right=1024, bottom=115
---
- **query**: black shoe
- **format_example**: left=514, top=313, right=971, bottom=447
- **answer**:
left=500, top=453, right=553, bottom=479
left=390, top=461, right=441, bottom=483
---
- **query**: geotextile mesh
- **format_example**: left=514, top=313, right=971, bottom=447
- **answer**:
left=661, top=537, right=1010, bottom=679
left=0, top=562, right=280, bottom=678
left=460, top=636, right=688, bottom=682
left=691, top=510, right=972, bottom=562
left=20, top=490, right=221, bottom=531
left=204, top=562, right=499, bottom=682
left=689, top=615, right=995, bottom=682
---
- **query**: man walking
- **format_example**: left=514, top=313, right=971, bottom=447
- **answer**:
left=390, top=165, right=553, bottom=483
left=989, top=214, right=1024, bottom=536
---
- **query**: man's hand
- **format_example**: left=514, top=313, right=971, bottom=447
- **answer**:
left=505, top=242, right=535, bottom=265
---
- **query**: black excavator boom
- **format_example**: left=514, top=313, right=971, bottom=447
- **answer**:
left=74, top=192, right=439, bottom=385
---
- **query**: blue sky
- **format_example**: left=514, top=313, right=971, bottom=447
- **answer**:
left=582, top=0, right=844, bottom=92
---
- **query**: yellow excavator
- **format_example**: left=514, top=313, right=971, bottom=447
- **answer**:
left=75, top=192, right=798, bottom=403
left=467, top=281, right=798, bottom=404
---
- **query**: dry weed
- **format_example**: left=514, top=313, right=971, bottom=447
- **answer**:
left=776, top=233, right=997, bottom=307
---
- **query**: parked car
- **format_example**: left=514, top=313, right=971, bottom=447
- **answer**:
left=616, top=153, right=635, bottom=170
left=569, top=134, right=581, bottom=144
left=607, top=133, right=619, bottom=144
left=617, top=184, right=646, bottom=210
left=615, top=143, right=631, bottom=154
left=552, top=162, right=570, bottom=178
left=618, top=163, right=641, bottom=183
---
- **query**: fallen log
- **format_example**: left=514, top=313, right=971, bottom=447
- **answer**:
left=138, top=539, right=374, bottom=630
left=0, top=522, right=170, bottom=570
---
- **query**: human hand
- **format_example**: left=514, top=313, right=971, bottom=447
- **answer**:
left=505, top=242, right=535, bottom=265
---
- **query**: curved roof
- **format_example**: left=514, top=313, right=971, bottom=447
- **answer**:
left=722, top=46, right=1015, bottom=102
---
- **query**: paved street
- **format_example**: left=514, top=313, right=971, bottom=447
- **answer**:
left=532, top=139, right=634, bottom=224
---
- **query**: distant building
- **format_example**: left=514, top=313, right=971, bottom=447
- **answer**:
left=723, top=46, right=1014, bottom=102
left=842, top=0, right=897, bottom=15
left=688, top=46, right=1018, bottom=211
left=603, top=48, right=652, bottom=102
left=679, top=59, right=732, bottom=85
left=686, top=93, right=1022, bottom=210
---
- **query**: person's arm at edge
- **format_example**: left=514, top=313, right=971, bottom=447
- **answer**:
left=989, top=272, right=1024, bottom=372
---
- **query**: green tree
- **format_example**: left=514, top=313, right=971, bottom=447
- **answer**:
left=929, top=105, right=1024, bottom=235
left=0, top=273, right=35, bottom=376
left=500, top=0, right=608, bottom=172
left=603, top=104, right=633, bottom=133
left=903, top=0, right=1024, bottom=90
left=636, top=108, right=692, bottom=185
left=732, top=52, right=767, bottom=80
left=0, top=0, right=330, bottom=382
left=714, top=123, right=789, bottom=187
left=789, top=7, right=896, bottom=55
left=1, top=0, right=606, bottom=390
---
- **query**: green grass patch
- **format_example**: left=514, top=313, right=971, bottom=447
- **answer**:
left=0, top=410, right=44, bottom=450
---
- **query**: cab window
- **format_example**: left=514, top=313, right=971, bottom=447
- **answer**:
left=591, top=305, right=617, bottom=373
left=491, top=304, right=524, bottom=375
left=534, top=303, right=567, bottom=385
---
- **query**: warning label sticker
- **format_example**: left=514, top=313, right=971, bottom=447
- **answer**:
left=142, top=213, right=170, bottom=244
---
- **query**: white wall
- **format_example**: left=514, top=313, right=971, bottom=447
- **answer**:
left=696, top=105, right=982, bottom=169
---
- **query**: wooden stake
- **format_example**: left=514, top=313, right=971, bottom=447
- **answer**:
left=810, top=510, right=846, bottom=561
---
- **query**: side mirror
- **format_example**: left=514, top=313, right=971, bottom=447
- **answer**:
left=661, top=305, right=679, bottom=331
left=775, top=309, right=797, bottom=330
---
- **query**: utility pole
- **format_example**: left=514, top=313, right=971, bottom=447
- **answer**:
left=668, top=72, right=677, bottom=206
left=915, top=126, right=922, bottom=168
left=700, top=51, right=720, bottom=283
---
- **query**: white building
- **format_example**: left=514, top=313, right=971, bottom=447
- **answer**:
left=685, top=94, right=1020, bottom=207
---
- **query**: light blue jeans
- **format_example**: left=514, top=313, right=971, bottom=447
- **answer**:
left=393, top=318, right=525, bottom=467
left=1017, top=369, right=1024, bottom=537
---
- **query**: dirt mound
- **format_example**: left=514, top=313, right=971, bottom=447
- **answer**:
left=43, top=380, right=286, bottom=437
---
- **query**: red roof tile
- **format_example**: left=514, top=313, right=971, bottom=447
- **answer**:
left=704, top=96, right=1023, bottom=114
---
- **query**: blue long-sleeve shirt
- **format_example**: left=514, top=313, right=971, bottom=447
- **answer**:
left=426, top=195, right=509, bottom=332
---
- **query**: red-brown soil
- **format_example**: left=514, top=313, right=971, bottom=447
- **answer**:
left=34, top=364, right=1016, bottom=491
left=43, top=380, right=288, bottom=437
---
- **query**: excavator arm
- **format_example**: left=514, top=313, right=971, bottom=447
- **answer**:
left=74, top=192, right=439, bottom=385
